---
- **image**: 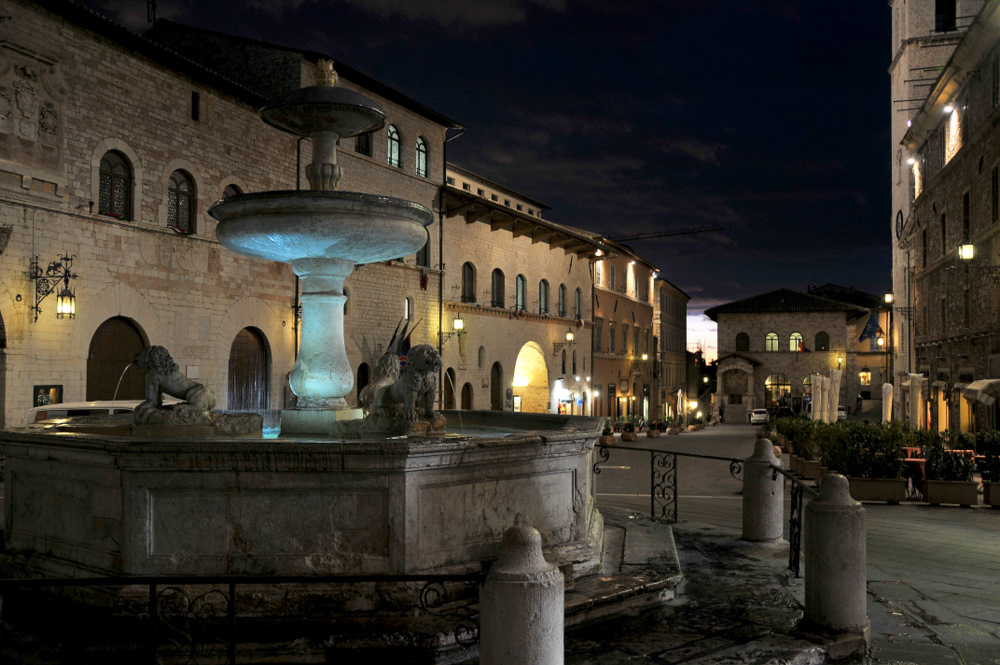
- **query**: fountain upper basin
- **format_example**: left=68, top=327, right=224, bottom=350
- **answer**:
left=209, top=190, right=433, bottom=265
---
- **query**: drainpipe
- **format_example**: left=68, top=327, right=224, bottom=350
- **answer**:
left=439, top=126, right=466, bottom=407
left=293, top=137, right=306, bottom=361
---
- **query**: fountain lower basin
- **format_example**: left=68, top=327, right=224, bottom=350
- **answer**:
left=0, top=412, right=604, bottom=579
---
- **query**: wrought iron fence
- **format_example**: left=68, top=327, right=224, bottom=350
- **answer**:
left=0, top=572, right=483, bottom=664
left=770, top=464, right=819, bottom=577
left=593, top=443, right=744, bottom=523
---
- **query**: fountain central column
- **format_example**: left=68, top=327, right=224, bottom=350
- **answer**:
left=288, top=257, right=354, bottom=410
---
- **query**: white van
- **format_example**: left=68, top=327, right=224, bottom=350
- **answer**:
left=27, top=400, right=145, bottom=424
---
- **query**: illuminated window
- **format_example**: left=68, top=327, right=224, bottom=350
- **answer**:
left=765, top=332, right=779, bottom=352
left=859, top=371, right=872, bottom=386
left=945, top=106, right=961, bottom=164
left=789, top=332, right=803, bottom=352
left=415, top=137, right=429, bottom=177
left=387, top=124, right=401, bottom=168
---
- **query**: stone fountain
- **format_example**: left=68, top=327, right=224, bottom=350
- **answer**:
left=208, top=61, right=434, bottom=435
left=0, top=64, right=606, bottom=660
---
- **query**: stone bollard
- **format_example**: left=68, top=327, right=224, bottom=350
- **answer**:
left=742, top=438, right=784, bottom=542
left=805, top=474, right=868, bottom=634
left=481, top=525, right=564, bottom=665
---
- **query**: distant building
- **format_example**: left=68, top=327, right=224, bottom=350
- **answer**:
left=654, top=278, right=689, bottom=420
left=706, top=287, right=888, bottom=424
left=893, top=0, right=1000, bottom=432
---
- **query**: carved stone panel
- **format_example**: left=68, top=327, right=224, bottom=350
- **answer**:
left=0, top=42, right=66, bottom=173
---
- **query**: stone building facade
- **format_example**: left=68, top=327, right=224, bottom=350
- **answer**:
left=440, top=165, right=601, bottom=414
left=591, top=244, right=658, bottom=423
left=654, top=277, right=689, bottom=420
left=706, top=288, right=887, bottom=424
left=888, top=1, right=981, bottom=414
left=0, top=0, right=455, bottom=425
left=895, top=0, right=1000, bottom=432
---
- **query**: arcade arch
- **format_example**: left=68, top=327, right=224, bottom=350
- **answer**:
left=512, top=341, right=549, bottom=413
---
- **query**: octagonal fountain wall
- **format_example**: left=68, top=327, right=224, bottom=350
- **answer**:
left=1, top=412, right=604, bottom=578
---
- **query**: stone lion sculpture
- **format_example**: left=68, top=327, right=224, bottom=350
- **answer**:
left=388, top=344, right=442, bottom=423
left=133, top=346, right=217, bottom=423
left=332, top=344, right=445, bottom=437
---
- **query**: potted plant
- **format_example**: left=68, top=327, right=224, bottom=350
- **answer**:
left=621, top=419, right=638, bottom=442
left=687, top=415, right=704, bottom=432
left=977, top=430, right=1000, bottom=507
left=923, top=439, right=978, bottom=506
left=646, top=420, right=661, bottom=438
left=666, top=416, right=683, bottom=435
left=598, top=419, right=616, bottom=446
left=824, top=421, right=907, bottom=503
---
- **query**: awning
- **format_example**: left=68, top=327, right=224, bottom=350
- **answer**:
left=962, top=379, right=1000, bottom=407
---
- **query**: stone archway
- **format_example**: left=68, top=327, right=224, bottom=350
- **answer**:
left=443, top=367, right=457, bottom=410
left=87, top=317, right=148, bottom=400
left=512, top=341, right=550, bottom=413
left=461, top=382, right=473, bottom=410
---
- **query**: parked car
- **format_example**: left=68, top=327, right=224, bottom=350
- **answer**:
left=749, top=408, right=769, bottom=425
left=837, top=405, right=847, bottom=420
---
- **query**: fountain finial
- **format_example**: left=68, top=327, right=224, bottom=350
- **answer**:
left=317, top=60, right=338, bottom=87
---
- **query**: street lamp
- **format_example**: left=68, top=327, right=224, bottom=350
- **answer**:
left=837, top=354, right=843, bottom=370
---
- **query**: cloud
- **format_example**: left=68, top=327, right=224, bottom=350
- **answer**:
left=335, top=0, right=567, bottom=26
left=659, top=137, right=726, bottom=165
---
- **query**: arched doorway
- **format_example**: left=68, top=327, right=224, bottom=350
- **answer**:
left=443, top=368, right=457, bottom=409
left=356, top=363, right=370, bottom=403
left=512, top=342, right=550, bottom=413
left=490, top=362, right=504, bottom=410
left=87, top=317, right=147, bottom=400
left=765, top=373, right=790, bottom=409
left=228, top=327, right=271, bottom=410
left=461, top=382, right=473, bottom=410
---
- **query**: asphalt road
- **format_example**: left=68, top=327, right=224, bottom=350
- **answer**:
left=594, top=423, right=1000, bottom=665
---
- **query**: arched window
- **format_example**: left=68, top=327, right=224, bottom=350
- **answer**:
left=574, top=288, right=582, bottom=319
left=765, top=332, right=779, bottom=352
left=572, top=349, right=577, bottom=374
left=735, top=332, right=750, bottom=352
left=461, top=262, right=476, bottom=303
left=404, top=297, right=412, bottom=320
left=167, top=170, right=195, bottom=234
left=790, top=332, right=803, bottom=352
left=557, top=284, right=567, bottom=317
left=538, top=279, right=549, bottom=314
left=222, top=183, right=242, bottom=199
left=99, top=151, right=132, bottom=219
left=491, top=269, right=505, bottom=307
left=815, top=331, right=830, bottom=351
left=515, top=274, right=527, bottom=311
left=478, top=346, right=486, bottom=369
left=415, top=137, right=429, bottom=177
left=561, top=348, right=567, bottom=374
left=387, top=124, right=401, bottom=168
left=416, top=239, right=430, bottom=267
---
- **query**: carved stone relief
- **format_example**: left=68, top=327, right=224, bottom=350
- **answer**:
left=0, top=41, right=65, bottom=172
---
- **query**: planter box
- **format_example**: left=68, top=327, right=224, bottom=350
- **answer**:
left=667, top=427, right=682, bottom=436
left=847, top=477, right=907, bottom=504
left=621, top=431, right=637, bottom=442
left=646, top=429, right=661, bottom=438
left=598, top=435, right=616, bottom=446
left=984, top=481, right=1000, bottom=508
left=922, top=479, right=979, bottom=507
left=798, top=459, right=822, bottom=480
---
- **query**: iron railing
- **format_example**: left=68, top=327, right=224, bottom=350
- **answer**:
left=770, top=465, right=819, bottom=577
left=593, top=443, right=744, bottom=523
left=0, top=572, right=483, bottom=664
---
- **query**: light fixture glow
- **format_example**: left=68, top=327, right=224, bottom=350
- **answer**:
left=565, top=328, right=575, bottom=342
left=944, top=104, right=954, bottom=114
left=884, top=292, right=893, bottom=304
left=906, top=157, right=915, bottom=165
left=641, top=353, right=648, bottom=361
left=959, top=243, right=975, bottom=261
left=453, top=314, right=464, bottom=331
left=688, top=400, right=698, bottom=410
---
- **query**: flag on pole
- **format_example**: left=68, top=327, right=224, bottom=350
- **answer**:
left=858, top=311, right=884, bottom=342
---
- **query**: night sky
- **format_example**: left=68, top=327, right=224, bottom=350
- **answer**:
left=75, top=0, right=893, bottom=361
